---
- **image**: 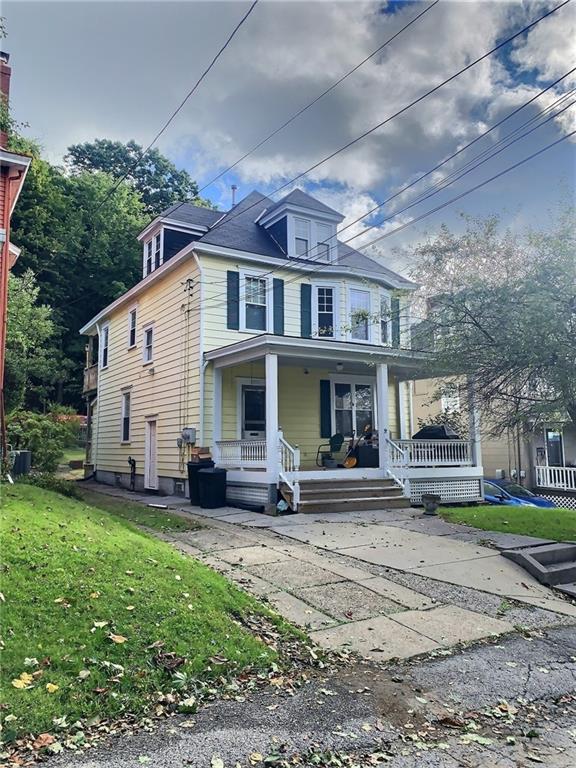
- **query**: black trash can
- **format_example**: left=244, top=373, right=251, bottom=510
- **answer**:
left=198, top=467, right=227, bottom=509
left=187, top=460, right=214, bottom=505
left=12, top=450, right=32, bottom=477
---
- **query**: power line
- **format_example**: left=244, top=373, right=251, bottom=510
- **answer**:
left=196, top=0, right=441, bottom=194
left=199, top=73, right=575, bottom=310
left=177, top=0, right=572, bottom=244
left=201, top=94, right=574, bottom=312
left=93, top=0, right=259, bottom=215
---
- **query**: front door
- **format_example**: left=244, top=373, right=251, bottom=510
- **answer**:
left=333, top=382, right=374, bottom=437
left=144, top=419, right=158, bottom=489
left=241, top=385, right=266, bottom=439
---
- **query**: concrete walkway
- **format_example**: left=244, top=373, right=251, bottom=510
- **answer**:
left=83, top=483, right=576, bottom=662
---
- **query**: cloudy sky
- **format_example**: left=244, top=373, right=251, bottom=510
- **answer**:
left=4, top=0, right=576, bottom=274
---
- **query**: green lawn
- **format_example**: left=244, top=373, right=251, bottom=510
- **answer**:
left=77, top=487, right=201, bottom=532
left=440, top=504, right=576, bottom=541
left=0, top=485, right=284, bottom=743
left=61, top=447, right=85, bottom=465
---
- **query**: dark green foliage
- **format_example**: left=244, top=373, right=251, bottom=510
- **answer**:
left=65, top=139, right=212, bottom=216
left=6, top=410, right=78, bottom=473
left=21, top=473, right=82, bottom=499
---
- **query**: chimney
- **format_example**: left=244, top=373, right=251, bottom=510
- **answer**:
left=0, top=51, right=11, bottom=148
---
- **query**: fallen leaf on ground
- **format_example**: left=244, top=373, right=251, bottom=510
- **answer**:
left=109, top=634, right=128, bottom=644
left=46, top=683, right=59, bottom=693
left=211, top=757, right=224, bottom=768
left=32, top=733, right=55, bottom=749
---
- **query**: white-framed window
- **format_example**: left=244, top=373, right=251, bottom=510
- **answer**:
left=145, top=241, right=153, bottom=276
left=241, top=272, right=271, bottom=332
left=128, top=308, right=137, bottom=348
left=315, top=222, right=332, bottom=261
left=143, top=325, right=154, bottom=363
left=379, top=293, right=390, bottom=345
left=154, top=232, right=161, bottom=269
left=295, top=218, right=310, bottom=258
left=348, top=287, right=371, bottom=342
left=331, top=377, right=375, bottom=438
left=121, top=390, right=131, bottom=443
left=100, top=324, right=110, bottom=369
left=312, top=284, right=339, bottom=338
left=143, top=230, right=163, bottom=276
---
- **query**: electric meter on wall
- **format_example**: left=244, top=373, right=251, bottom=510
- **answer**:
left=181, top=427, right=196, bottom=445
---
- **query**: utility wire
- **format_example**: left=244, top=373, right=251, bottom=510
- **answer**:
left=199, top=74, right=575, bottom=310
left=196, top=0, right=441, bottom=194
left=93, top=0, right=259, bottom=214
left=176, top=0, right=572, bottom=244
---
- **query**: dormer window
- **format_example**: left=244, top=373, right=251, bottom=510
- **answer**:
left=295, top=218, right=310, bottom=257
left=258, top=189, right=344, bottom=263
left=143, top=231, right=163, bottom=277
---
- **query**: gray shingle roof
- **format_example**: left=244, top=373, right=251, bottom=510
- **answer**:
left=164, top=189, right=414, bottom=289
left=161, top=202, right=224, bottom=229
left=263, top=188, right=342, bottom=219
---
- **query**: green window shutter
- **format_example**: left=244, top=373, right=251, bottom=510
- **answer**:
left=301, top=283, right=312, bottom=338
left=227, top=271, right=240, bottom=330
left=320, top=379, right=332, bottom=438
left=391, top=297, right=401, bottom=348
left=273, top=278, right=284, bottom=335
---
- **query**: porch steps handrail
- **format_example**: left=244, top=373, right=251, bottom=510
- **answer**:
left=278, top=429, right=301, bottom=509
left=535, top=465, right=576, bottom=491
left=384, top=436, right=410, bottom=496
left=394, top=438, right=473, bottom=467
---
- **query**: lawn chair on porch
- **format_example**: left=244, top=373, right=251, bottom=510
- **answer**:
left=316, top=433, right=345, bottom=467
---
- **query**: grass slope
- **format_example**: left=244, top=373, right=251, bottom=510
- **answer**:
left=0, top=485, right=277, bottom=742
left=440, top=504, right=576, bottom=541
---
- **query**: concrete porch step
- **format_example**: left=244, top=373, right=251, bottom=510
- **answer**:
left=298, top=496, right=411, bottom=514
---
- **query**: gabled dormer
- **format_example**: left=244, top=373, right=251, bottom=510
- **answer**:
left=137, top=203, right=223, bottom=278
left=258, top=189, right=344, bottom=262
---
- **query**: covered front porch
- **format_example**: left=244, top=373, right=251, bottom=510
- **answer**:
left=204, top=335, right=484, bottom=510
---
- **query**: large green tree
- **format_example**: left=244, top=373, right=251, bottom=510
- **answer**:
left=409, top=209, right=576, bottom=433
left=9, top=138, right=147, bottom=407
left=65, top=139, right=212, bottom=216
left=4, top=270, right=59, bottom=413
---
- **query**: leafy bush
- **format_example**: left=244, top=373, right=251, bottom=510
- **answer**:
left=21, top=473, right=82, bottom=499
left=6, top=410, right=78, bottom=473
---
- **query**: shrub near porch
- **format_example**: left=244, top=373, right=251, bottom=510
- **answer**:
left=0, top=485, right=282, bottom=743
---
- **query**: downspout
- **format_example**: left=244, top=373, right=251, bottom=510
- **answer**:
left=191, top=250, right=206, bottom=445
left=93, top=323, right=103, bottom=478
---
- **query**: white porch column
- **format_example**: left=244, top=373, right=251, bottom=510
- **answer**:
left=212, top=365, right=222, bottom=462
left=265, top=353, right=279, bottom=478
left=467, top=377, right=483, bottom=469
left=376, top=363, right=389, bottom=470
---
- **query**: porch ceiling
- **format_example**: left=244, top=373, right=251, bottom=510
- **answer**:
left=204, top=334, right=430, bottom=379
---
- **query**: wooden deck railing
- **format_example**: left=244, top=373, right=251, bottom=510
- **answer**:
left=83, top=364, right=98, bottom=394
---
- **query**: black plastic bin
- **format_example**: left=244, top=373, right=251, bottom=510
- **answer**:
left=187, top=460, right=214, bottom=505
left=11, top=450, right=32, bottom=477
left=198, top=467, right=227, bottom=509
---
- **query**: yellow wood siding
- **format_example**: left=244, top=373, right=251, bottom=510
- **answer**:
left=93, top=258, right=201, bottom=479
left=198, top=252, right=394, bottom=351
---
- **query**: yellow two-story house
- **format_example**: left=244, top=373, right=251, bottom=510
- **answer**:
left=81, top=189, right=484, bottom=512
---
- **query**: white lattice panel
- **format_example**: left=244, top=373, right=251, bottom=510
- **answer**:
left=410, top=479, right=482, bottom=504
left=536, top=491, right=576, bottom=510
left=226, top=483, right=270, bottom=505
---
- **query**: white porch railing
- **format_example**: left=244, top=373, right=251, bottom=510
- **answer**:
left=278, top=430, right=301, bottom=508
left=215, top=439, right=267, bottom=467
left=384, top=437, right=409, bottom=496
left=535, top=465, right=576, bottom=491
left=394, top=439, right=473, bottom=467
